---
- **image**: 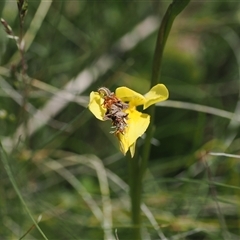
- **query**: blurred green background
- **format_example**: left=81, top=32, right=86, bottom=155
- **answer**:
left=1, top=1, right=240, bottom=239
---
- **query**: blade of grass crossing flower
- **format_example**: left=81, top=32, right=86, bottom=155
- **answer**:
left=0, top=142, right=48, bottom=240
left=129, top=1, right=191, bottom=239
left=142, top=0, right=191, bottom=176
left=143, top=0, right=191, bottom=168
left=151, top=0, right=191, bottom=86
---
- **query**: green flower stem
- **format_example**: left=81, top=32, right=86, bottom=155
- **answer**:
left=129, top=1, right=191, bottom=239
left=128, top=151, right=141, bottom=240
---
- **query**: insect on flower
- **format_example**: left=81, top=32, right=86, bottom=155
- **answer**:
left=89, top=84, right=169, bottom=157
left=98, top=87, right=129, bottom=135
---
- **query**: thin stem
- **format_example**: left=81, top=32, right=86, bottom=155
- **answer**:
left=129, top=1, right=191, bottom=239
left=128, top=150, right=141, bottom=240
left=142, top=0, right=191, bottom=177
left=17, top=0, right=28, bottom=76
left=17, top=0, right=29, bottom=145
left=202, top=154, right=231, bottom=240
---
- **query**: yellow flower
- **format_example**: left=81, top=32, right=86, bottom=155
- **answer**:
left=88, top=84, right=169, bottom=157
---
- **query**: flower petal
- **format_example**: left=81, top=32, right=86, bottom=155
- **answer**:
left=116, top=87, right=145, bottom=107
left=129, top=142, right=136, bottom=158
left=88, top=91, right=106, bottom=121
left=118, top=109, right=150, bottom=157
left=143, top=84, right=169, bottom=110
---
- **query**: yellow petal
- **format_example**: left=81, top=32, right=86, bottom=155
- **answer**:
left=117, top=133, right=129, bottom=156
left=118, top=109, right=150, bottom=157
left=129, top=142, right=136, bottom=158
left=143, top=84, right=169, bottom=110
left=115, top=87, right=145, bottom=107
left=88, top=91, right=106, bottom=121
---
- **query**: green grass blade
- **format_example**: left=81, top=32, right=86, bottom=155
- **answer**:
left=0, top=142, right=48, bottom=240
